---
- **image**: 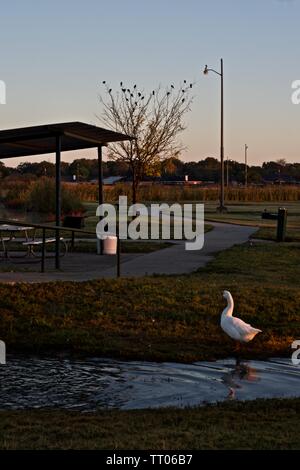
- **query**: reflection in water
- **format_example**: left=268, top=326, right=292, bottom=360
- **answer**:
left=0, top=356, right=299, bottom=411
left=221, top=358, right=259, bottom=399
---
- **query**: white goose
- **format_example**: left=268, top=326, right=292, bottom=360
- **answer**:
left=221, top=290, right=262, bottom=344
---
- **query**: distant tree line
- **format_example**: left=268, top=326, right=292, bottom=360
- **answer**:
left=0, top=157, right=300, bottom=184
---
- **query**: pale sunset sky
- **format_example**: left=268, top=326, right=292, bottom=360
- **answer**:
left=0, top=0, right=299, bottom=167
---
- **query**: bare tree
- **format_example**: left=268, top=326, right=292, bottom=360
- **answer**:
left=276, top=158, right=287, bottom=166
left=98, top=80, right=193, bottom=203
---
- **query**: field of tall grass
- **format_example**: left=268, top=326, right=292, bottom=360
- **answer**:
left=1, top=179, right=300, bottom=207
left=65, top=182, right=300, bottom=203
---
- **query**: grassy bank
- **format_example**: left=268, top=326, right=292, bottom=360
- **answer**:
left=252, top=227, right=300, bottom=242
left=0, top=398, right=299, bottom=449
left=0, top=242, right=299, bottom=361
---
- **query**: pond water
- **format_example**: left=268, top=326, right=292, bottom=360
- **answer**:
left=0, top=356, right=299, bottom=411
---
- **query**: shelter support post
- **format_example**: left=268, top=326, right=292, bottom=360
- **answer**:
left=55, top=135, right=61, bottom=269
left=98, top=146, right=104, bottom=255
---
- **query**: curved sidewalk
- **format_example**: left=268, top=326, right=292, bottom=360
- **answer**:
left=0, top=222, right=257, bottom=283
left=101, top=221, right=257, bottom=277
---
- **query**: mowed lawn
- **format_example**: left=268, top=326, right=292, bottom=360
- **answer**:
left=0, top=242, right=299, bottom=362
left=204, top=201, right=300, bottom=229
left=0, top=399, right=300, bottom=450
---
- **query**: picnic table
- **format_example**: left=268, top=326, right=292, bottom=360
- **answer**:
left=0, top=224, right=34, bottom=258
left=0, top=224, right=67, bottom=260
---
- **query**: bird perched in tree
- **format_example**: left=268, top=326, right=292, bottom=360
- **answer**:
left=171, top=84, right=174, bottom=88
left=109, top=89, right=112, bottom=93
left=221, top=291, right=262, bottom=345
left=102, top=81, right=106, bottom=84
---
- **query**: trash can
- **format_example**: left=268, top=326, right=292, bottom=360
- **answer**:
left=103, top=235, right=118, bottom=255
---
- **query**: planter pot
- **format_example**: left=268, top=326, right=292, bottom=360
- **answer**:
left=63, top=215, right=85, bottom=229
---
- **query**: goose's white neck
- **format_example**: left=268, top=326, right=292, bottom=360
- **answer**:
left=222, top=293, right=234, bottom=317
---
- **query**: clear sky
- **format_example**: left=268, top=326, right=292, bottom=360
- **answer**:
left=0, top=0, right=299, bottom=167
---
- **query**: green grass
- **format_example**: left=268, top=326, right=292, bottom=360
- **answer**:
left=82, top=200, right=300, bottom=229
left=0, top=242, right=299, bottom=361
left=0, top=398, right=299, bottom=449
left=204, top=201, right=300, bottom=228
left=253, top=227, right=300, bottom=242
left=82, top=201, right=300, bottom=235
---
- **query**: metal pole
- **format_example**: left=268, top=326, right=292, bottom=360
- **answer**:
left=226, top=156, right=229, bottom=187
left=55, top=135, right=61, bottom=269
left=220, top=59, right=224, bottom=208
left=218, top=58, right=226, bottom=212
left=116, top=202, right=121, bottom=277
left=71, top=231, right=75, bottom=251
left=98, top=146, right=104, bottom=207
left=277, top=208, right=287, bottom=242
left=245, top=144, right=248, bottom=187
left=98, top=146, right=103, bottom=255
left=41, top=228, right=46, bottom=273
left=204, top=59, right=227, bottom=211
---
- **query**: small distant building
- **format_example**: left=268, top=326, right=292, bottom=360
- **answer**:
left=89, top=176, right=125, bottom=185
left=103, top=176, right=125, bottom=185
left=159, top=179, right=204, bottom=186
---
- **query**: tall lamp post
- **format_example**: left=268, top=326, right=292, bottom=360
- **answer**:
left=204, top=58, right=227, bottom=212
left=226, top=156, right=229, bottom=187
left=244, top=144, right=248, bottom=187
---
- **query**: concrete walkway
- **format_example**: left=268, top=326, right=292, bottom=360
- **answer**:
left=102, top=221, right=257, bottom=277
left=0, top=222, right=257, bottom=283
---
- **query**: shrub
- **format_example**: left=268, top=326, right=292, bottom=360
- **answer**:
left=26, top=178, right=84, bottom=215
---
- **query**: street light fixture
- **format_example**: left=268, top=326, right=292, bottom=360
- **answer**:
left=203, top=58, right=227, bottom=212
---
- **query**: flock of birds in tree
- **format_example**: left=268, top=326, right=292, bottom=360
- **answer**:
left=101, top=80, right=193, bottom=105
left=101, top=80, right=262, bottom=355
